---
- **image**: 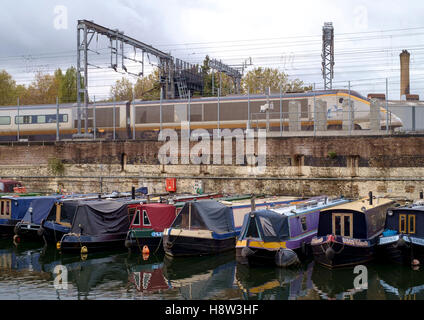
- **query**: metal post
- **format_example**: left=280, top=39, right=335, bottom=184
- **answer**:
left=279, top=84, right=282, bottom=136
left=266, top=87, right=270, bottom=132
left=386, top=78, right=389, bottom=133
left=76, top=25, right=81, bottom=135
left=113, top=96, right=116, bottom=140
left=248, top=85, right=251, bottom=130
left=132, top=88, right=136, bottom=140
left=93, top=96, right=96, bottom=140
left=218, top=88, right=220, bottom=136
left=17, top=97, right=20, bottom=141
left=212, top=71, right=214, bottom=96
left=56, top=97, right=59, bottom=141
left=83, top=24, right=88, bottom=135
left=160, top=87, right=163, bottom=132
left=348, top=81, right=351, bottom=134
left=188, top=90, right=191, bottom=133
left=313, top=83, right=316, bottom=136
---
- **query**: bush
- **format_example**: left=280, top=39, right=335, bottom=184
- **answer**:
left=48, top=157, right=65, bottom=176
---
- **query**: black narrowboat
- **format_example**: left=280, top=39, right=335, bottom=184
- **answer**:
left=57, top=199, right=133, bottom=253
left=311, top=196, right=395, bottom=268
left=378, top=204, right=424, bottom=265
left=163, top=200, right=238, bottom=257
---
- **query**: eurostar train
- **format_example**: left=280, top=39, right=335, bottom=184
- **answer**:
left=0, top=89, right=403, bottom=141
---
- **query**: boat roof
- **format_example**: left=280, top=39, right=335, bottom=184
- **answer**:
left=393, top=204, right=424, bottom=212
left=320, top=197, right=394, bottom=213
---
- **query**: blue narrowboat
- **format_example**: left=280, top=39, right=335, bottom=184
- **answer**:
left=236, top=196, right=349, bottom=267
left=378, top=203, right=424, bottom=265
left=14, top=196, right=61, bottom=240
left=0, top=196, right=41, bottom=236
left=163, top=200, right=238, bottom=257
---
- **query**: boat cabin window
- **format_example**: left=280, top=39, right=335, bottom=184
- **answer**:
left=399, top=214, right=407, bottom=233
left=332, top=213, right=353, bottom=237
left=142, top=210, right=151, bottom=226
left=300, top=216, right=307, bottom=232
left=0, top=200, right=10, bottom=218
left=409, top=215, right=416, bottom=234
left=132, top=210, right=141, bottom=226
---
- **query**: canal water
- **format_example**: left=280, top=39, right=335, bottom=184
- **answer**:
left=0, top=239, right=423, bottom=300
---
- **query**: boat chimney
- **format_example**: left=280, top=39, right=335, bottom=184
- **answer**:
left=98, top=194, right=101, bottom=199
left=131, top=186, right=135, bottom=200
left=400, top=50, right=410, bottom=98
left=251, top=194, right=256, bottom=212
left=369, top=191, right=373, bottom=205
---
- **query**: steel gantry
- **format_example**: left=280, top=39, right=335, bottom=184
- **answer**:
left=321, top=22, right=335, bottom=90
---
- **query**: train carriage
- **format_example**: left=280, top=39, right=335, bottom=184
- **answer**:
left=0, top=89, right=403, bottom=141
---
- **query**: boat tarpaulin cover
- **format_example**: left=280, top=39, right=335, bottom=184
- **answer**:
left=70, top=200, right=130, bottom=236
left=22, top=196, right=60, bottom=224
left=240, top=210, right=290, bottom=242
left=140, top=203, right=176, bottom=232
left=172, top=200, right=235, bottom=234
left=5, top=197, right=40, bottom=220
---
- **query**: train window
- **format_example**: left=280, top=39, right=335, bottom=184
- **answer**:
left=15, top=116, right=32, bottom=124
left=15, top=114, right=68, bottom=124
left=0, top=116, right=10, bottom=125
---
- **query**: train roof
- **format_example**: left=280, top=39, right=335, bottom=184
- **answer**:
left=0, top=89, right=368, bottom=110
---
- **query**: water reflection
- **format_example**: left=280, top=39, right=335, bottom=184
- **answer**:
left=236, top=261, right=315, bottom=300
left=162, top=252, right=240, bottom=299
left=1, top=238, right=424, bottom=300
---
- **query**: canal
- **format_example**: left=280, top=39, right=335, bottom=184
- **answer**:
left=0, top=239, right=422, bottom=300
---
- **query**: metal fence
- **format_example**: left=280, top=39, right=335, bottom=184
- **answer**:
left=5, top=81, right=424, bottom=143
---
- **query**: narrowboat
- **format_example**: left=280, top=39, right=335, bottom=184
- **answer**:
left=220, top=196, right=302, bottom=233
left=377, top=203, right=424, bottom=265
left=236, top=196, right=349, bottom=267
left=163, top=200, right=238, bottom=257
left=14, top=196, right=61, bottom=241
left=0, top=196, right=41, bottom=236
left=125, top=194, right=258, bottom=254
left=125, top=203, right=178, bottom=253
left=311, top=195, right=395, bottom=268
left=57, top=199, right=133, bottom=253
left=39, top=199, right=81, bottom=244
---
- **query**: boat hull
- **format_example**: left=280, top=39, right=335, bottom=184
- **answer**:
left=378, top=235, right=424, bottom=265
left=39, top=221, right=70, bottom=244
left=14, top=222, right=42, bottom=241
left=0, top=219, right=20, bottom=237
left=59, top=232, right=128, bottom=253
left=311, top=235, right=376, bottom=268
left=125, top=232, right=164, bottom=253
left=163, top=234, right=236, bottom=257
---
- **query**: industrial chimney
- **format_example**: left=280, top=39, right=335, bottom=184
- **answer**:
left=400, top=50, right=410, bottom=98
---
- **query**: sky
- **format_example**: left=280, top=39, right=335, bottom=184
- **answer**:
left=1, top=0, right=424, bottom=100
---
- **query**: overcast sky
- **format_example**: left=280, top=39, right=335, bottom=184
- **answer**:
left=1, top=0, right=424, bottom=99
